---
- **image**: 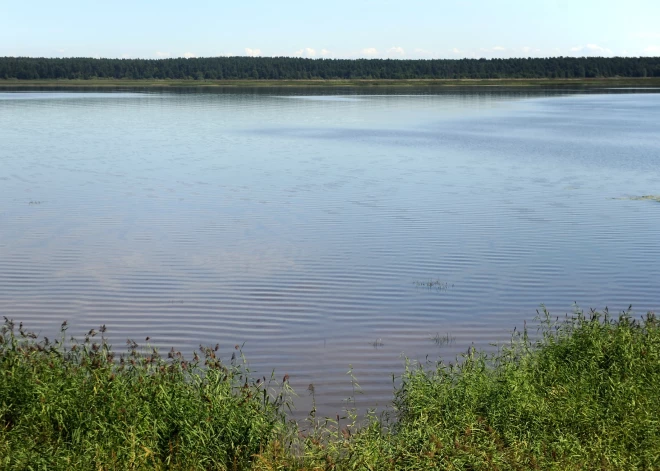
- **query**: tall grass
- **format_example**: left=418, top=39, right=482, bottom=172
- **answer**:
left=262, top=308, right=660, bottom=470
left=2, top=307, right=659, bottom=470
left=0, top=320, right=292, bottom=470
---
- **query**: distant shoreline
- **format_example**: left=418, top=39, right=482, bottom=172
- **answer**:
left=3, top=77, right=660, bottom=88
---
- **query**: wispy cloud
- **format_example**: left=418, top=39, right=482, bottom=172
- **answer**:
left=518, top=46, right=542, bottom=56
left=644, top=45, right=660, bottom=53
left=155, top=51, right=170, bottom=58
left=244, top=48, right=261, bottom=57
left=492, top=46, right=506, bottom=51
left=361, top=47, right=378, bottom=57
left=320, top=49, right=332, bottom=57
left=569, top=44, right=612, bottom=55
left=387, top=46, right=405, bottom=57
left=294, top=47, right=316, bottom=57
left=183, top=52, right=196, bottom=58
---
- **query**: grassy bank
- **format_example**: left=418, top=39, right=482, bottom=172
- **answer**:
left=0, top=321, right=293, bottom=470
left=1, top=308, right=659, bottom=470
left=2, top=77, right=660, bottom=88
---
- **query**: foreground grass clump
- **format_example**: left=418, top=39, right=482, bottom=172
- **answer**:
left=263, top=308, right=660, bottom=471
left=1, top=308, right=659, bottom=470
left=0, top=320, right=292, bottom=470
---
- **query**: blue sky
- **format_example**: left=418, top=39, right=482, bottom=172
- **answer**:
left=2, top=0, right=659, bottom=59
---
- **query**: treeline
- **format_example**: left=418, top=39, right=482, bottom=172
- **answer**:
left=1, top=56, right=659, bottom=80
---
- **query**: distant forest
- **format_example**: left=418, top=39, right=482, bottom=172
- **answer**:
left=1, top=56, right=659, bottom=80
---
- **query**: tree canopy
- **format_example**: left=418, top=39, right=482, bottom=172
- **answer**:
left=1, top=56, right=659, bottom=80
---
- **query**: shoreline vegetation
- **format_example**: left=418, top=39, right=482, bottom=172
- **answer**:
left=1, top=308, right=658, bottom=470
left=3, top=77, right=660, bottom=88
left=2, top=56, right=660, bottom=89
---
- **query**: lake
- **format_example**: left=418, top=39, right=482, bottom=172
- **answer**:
left=1, top=87, right=659, bottom=416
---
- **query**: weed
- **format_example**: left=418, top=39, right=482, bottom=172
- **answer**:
left=0, top=318, right=293, bottom=470
left=430, top=332, right=456, bottom=346
left=3, top=307, right=659, bottom=470
left=413, top=279, right=453, bottom=291
left=614, top=195, right=660, bottom=203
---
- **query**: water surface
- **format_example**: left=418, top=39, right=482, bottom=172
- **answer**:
left=1, top=88, right=659, bottom=416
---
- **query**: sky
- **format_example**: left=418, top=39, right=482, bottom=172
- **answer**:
left=1, top=0, right=659, bottom=59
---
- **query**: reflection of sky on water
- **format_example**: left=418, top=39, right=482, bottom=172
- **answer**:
left=1, top=88, right=660, bottom=416
left=0, top=92, right=152, bottom=100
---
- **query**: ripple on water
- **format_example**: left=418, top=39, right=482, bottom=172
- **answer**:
left=1, top=89, right=660, bottom=416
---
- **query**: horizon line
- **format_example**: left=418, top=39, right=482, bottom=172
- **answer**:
left=3, top=55, right=659, bottom=61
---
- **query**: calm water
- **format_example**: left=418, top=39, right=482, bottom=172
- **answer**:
left=1, top=87, right=660, bottom=416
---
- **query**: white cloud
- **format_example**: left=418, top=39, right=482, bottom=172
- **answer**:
left=183, top=52, right=196, bottom=58
left=361, top=47, right=378, bottom=56
left=244, top=48, right=261, bottom=57
left=294, top=47, right=316, bottom=57
left=320, top=49, right=332, bottom=57
left=585, top=44, right=611, bottom=53
left=155, top=51, right=171, bottom=58
left=492, top=46, right=506, bottom=51
left=387, top=46, right=405, bottom=56
left=644, top=45, right=660, bottom=53
left=451, top=48, right=461, bottom=55
left=518, top=46, right=543, bottom=57
left=121, top=54, right=132, bottom=59
left=569, top=44, right=612, bottom=55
